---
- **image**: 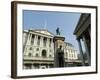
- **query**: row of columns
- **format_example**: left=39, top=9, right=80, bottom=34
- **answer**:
left=24, top=33, right=54, bottom=57
left=77, top=32, right=90, bottom=66
left=65, top=50, right=77, bottom=59
left=25, top=33, right=54, bottom=48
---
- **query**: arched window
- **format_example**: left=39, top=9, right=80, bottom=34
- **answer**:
left=36, top=53, right=39, bottom=57
left=28, top=53, right=32, bottom=57
left=49, top=54, right=52, bottom=57
left=36, top=48, right=39, bottom=51
left=49, top=49, right=52, bottom=52
left=29, top=47, right=32, bottom=50
left=42, top=49, right=47, bottom=57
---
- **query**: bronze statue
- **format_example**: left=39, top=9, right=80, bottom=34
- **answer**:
left=56, top=45, right=65, bottom=67
left=56, top=27, right=60, bottom=35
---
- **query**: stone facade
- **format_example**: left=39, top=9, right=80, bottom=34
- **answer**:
left=23, top=29, right=78, bottom=69
left=74, top=13, right=91, bottom=66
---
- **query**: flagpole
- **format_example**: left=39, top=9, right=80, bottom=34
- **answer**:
left=44, top=20, right=47, bottom=29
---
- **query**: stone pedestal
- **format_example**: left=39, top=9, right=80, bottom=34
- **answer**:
left=53, top=35, right=65, bottom=67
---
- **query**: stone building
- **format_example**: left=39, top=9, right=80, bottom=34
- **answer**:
left=23, top=29, right=78, bottom=69
left=73, top=13, right=91, bottom=66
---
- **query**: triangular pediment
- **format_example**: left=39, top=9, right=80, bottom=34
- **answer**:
left=33, top=29, right=54, bottom=36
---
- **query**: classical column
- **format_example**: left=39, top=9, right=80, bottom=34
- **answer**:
left=75, top=50, right=77, bottom=59
left=51, top=39, right=53, bottom=48
left=23, top=33, right=32, bottom=54
left=26, top=33, right=31, bottom=45
left=29, top=33, right=32, bottom=40
left=29, top=34, right=32, bottom=45
left=47, top=38, right=49, bottom=48
left=69, top=49, right=70, bottom=59
left=67, top=49, right=69, bottom=60
left=34, top=35, right=38, bottom=46
left=47, top=38, right=50, bottom=57
left=77, top=38, right=85, bottom=66
left=23, top=33, right=28, bottom=52
left=88, top=27, right=91, bottom=38
left=40, top=36, right=43, bottom=47
left=83, top=35, right=91, bottom=66
left=27, top=33, right=33, bottom=45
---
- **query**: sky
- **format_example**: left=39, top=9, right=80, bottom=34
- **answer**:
left=23, top=10, right=81, bottom=51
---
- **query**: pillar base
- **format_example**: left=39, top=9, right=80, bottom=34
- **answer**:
left=53, top=35, right=65, bottom=42
left=53, top=35, right=65, bottom=67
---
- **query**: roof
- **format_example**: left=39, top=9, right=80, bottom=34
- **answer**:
left=31, top=29, right=55, bottom=36
left=24, top=28, right=55, bottom=37
left=73, top=13, right=90, bottom=37
left=64, top=42, right=74, bottom=47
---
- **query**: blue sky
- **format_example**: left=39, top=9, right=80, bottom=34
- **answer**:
left=23, top=10, right=81, bottom=51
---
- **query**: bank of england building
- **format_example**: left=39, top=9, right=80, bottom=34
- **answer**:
left=23, top=29, right=79, bottom=69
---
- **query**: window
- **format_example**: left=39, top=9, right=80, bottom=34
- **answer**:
left=49, top=39, right=51, bottom=47
left=49, top=49, right=52, bottom=52
left=28, top=53, right=32, bottom=57
left=30, top=47, right=32, bottom=50
left=31, top=34, right=34, bottom=45
left=66, top=52, right=68, bottom=57
left=37, top=36, right=40, bottom=46
left=42, top=49, right=47, bottom=57
left=36, top=53, right=39, bottom=57
left=36, top=48, right=39, bottom=51
left=49, top=54, right=52, bottom=57
left=24, top=64, right=32, bottom=69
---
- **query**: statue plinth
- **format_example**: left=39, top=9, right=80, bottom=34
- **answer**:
left=53, top=35, right=65, bottom=49
left=53, top=35, right=65, bottom=67
left=53, top=35, right=65, bottom=41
